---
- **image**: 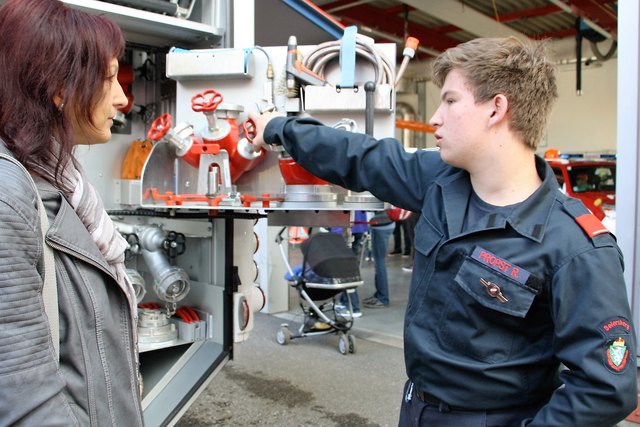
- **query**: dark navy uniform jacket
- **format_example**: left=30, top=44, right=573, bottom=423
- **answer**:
left=265, top=116, right=638, bottom=426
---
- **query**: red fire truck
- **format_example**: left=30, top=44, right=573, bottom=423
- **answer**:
left=545, top=151, right=616, bottom=233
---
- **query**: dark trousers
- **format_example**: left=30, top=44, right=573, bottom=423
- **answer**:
left=404, top=213, right=418, bottom=260
left=398, top=380, right=539, bottom=427
left=392, top=219, right=411, bottom=254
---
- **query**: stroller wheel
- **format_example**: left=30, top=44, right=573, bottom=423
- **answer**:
left=338, top=332, right=349, bottom=355
left=348, top=334, right=357, bottom=354
left=276, top=325, right=292, bottom=345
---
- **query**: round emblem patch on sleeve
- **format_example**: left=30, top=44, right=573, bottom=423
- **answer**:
left=599, top=317, right=632, bottom=373
left=606, top=337, right=629, bottom=371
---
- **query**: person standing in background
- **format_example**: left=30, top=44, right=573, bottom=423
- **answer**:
left=0, top=0, right=143, bottom=425
left=402, top=211, right=418, bottom=272
left=362, top=211, right=395, bottom=308
left=388, top=205, right=413, bottom=261
left=389, top=216, right=411, bottom=257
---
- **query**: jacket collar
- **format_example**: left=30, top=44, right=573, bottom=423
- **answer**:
left=37, top=179, right=118, bottom=280
left=437, top=155, right=558, bottom=243
left=1, top=139, right=118, bottom=280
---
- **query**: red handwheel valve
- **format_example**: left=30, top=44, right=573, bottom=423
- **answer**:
left=191, top=89, right=223, bottom=113
left=146, top=113, right=203, bottom=168
left=233, top=117, right=265, bottom=179
left=147, top=113, right=172, bottom=141
left=242, top=118, right=257, bottom=144
left=192, top=88, right=232, bottom=147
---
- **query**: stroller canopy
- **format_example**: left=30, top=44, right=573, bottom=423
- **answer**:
left=301, top=233, right=361, bottom=282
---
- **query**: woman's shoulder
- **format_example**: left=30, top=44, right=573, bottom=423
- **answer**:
left=0, top=154, right=39, bottom=221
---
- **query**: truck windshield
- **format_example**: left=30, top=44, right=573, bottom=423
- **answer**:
left=568, top=165, right=616, bottom=193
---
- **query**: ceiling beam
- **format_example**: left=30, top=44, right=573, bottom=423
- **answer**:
left=548, top=0, right=614, bottom=39
left=498, top=5, right=562, bottom=22
left=402, top=0, right=526, bottom=39
left=322, top=0, right=374, bottom=13
left=567, top=0, right=617, bottom=33
left=330, top=4, right=462, bottom=53
left=428, top=5, right=565, bottom=35
left=338, top=16, right=442, bottom=57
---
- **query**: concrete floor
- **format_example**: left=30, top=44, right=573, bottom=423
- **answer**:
left=176, top=248, right=640, bottom=426
left=176, top=251, right=410, bottom=427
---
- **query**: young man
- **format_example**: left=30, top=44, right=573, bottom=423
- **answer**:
left=250, top=37, right=637, bottom=426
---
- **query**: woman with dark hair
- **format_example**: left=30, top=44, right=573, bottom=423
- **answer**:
left=0, top=0, right=143, bottom=425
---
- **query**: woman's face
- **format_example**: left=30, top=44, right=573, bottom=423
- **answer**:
left=72, top=58, right=128, bottom=145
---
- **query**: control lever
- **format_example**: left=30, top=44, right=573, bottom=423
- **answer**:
left=285, top=35, right=327, bottom=96
left=364, top=81, right=376, bottom=136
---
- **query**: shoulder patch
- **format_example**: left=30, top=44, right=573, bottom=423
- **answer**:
left=599, top=317, right=633, bottom=373
left=606, top=337, right=630, bottom=372
left=575, top=214, right=609, bottom=238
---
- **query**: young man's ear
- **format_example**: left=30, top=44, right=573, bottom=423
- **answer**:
left=488, top=94, right=509, bottom=126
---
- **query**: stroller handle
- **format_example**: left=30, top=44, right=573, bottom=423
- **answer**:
left=275, top=226, right=297, bottom=280
left=275, top=226, right=287, bottom=244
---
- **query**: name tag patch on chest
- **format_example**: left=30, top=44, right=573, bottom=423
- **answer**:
left=471, top=246, right=530, bottom=285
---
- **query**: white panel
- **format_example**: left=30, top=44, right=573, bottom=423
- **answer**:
left=617, top=1, right=640, bottom=323
left=233, top=0, right=255, bottom=48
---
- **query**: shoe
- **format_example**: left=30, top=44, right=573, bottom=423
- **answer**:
left=389, top=250, right=402, bottom=255
left=363, top=298, right=388, bottom=308
left=362, top=295, right=377, bottom=304
left=402, top=265, right=413, bottom=272
left=335, top=305, right=362, bottom=319
left=402, top=253, right=410, bottom=258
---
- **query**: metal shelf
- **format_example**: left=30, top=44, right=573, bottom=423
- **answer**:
left=61, top=0, right=223, bottom=48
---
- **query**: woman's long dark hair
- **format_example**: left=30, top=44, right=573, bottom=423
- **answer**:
left=0, top=0, right=124, bottom=188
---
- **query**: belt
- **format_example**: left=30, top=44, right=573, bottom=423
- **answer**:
left=415, top=388, right=541, bottom=416
left=415, top=389, right=458, bottom=411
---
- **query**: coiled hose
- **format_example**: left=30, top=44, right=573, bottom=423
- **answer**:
left=301, top=38, right=395, bottom=87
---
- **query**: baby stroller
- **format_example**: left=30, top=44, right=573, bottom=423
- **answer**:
left=275, top=228, right=363, bottom=354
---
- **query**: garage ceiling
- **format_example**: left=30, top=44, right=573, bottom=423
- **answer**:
left=312, top=0, right=617, bottom=58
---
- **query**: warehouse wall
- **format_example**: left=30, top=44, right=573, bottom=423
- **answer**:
left=547, top=57, right=616, bottom=155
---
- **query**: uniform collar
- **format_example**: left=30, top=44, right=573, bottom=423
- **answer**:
left=437, top=155, right=558, bottom=243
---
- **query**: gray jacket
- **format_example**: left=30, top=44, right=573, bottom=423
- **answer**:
left=0, top=146, right=143, bottom=426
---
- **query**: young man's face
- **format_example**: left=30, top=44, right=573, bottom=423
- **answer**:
left=429, top=69, right=493, bottom=170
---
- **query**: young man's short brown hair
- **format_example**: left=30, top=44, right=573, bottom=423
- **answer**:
left=432, top=37, right=558, bottom=150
